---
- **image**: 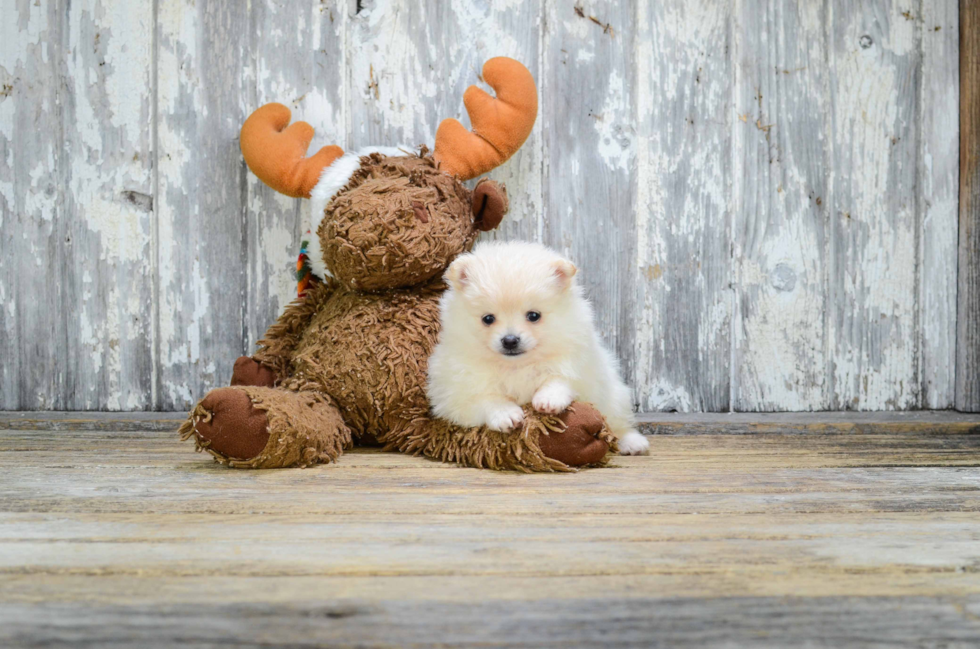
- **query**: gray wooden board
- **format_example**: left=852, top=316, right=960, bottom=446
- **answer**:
left=2, top=597, right=980, bottom=648
left=62, top=1, right=156, bottom=411
left=919, top=0, right=959, bottom=408
left=0, top=1, right=69, bottom=410
left=830, top=0, right=920, bottom=410
left=544, top=0, right=638, bottom=399
left=635, top=0, right=732, bottom=412
left=731, top=0, right=831, bottom=411
left=154, top=0, right=252, bottom=409
left=0, top=0, right=965, bottom=412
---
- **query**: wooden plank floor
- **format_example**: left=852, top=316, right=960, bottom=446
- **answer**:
left=1, top=414, right=979, bottom=648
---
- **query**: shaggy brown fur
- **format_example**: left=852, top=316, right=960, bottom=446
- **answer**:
left=181, top=152, right=614, bottom=471
left=323, top=154, right=478, bottom=292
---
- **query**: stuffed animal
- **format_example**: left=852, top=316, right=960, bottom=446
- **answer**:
left=178, top=58, right=615, bottom=471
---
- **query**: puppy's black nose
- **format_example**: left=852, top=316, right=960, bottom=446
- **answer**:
left=501, top=334, right=520, bottom=351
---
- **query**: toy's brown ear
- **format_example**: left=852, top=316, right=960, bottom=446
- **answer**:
left=472, top=179, right=508, bottom=232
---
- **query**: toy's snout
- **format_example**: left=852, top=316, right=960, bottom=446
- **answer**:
left=472, top=179, right=508, bottom=232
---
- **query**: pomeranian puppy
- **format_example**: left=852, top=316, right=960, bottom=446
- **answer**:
left=427, top=241, right=649, bottom=455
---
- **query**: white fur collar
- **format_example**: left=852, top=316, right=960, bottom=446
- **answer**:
left=306, top=146, right=408, bottom=280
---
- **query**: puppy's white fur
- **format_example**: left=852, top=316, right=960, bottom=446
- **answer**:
left=427, top=241, right=649, bottom=456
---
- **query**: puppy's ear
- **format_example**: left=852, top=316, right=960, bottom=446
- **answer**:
left=446, top=256, right=471, bottom=291
left=552, top=259, right=577, bottom=291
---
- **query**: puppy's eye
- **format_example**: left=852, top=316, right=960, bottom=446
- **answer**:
left=481, top=314, right=496, bottom=326
left=526, top=311, right=541, bottom=323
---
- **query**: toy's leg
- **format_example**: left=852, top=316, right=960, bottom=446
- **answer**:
left=387, top=402, right=617, bottom=472
left=179, top=386, right=351, bottom=469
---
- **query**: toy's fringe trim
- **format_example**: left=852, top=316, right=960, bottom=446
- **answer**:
left=383, top=405, right=614, bottom=473
left=177, top=403, right=208, bottom=442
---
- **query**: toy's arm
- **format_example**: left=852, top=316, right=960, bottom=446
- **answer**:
left=387, top=404, right=615, bottom=472
left=252, top=278, right=337, bottom=379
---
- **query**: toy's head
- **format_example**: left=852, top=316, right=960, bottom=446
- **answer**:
left=240, top=58, right=537, bottom=292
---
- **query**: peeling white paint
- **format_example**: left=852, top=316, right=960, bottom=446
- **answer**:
left=349, top=0, right=437, bottom=144
left=23, top=160, right=57, bottom=222
left=644, top=378, right=694, bottom=412
left=634, top=0, right=731, bottom=411
left=594, top=70, right=632, bottom=172
left=155, top=0, right=239, bottom=409
left=828, top=3, right=919, bottom=410
left=0, top=281, right=12, bottom=318
left=66, top=1, right=152, bottom=264
left=916, top=0, right=959, bottom=409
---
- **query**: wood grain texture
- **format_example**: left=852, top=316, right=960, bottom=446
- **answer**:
left=918, top=0, right=958, bottom=408
left=0, top=0, right=965, bottom=412
left=2, top=597, right=979, bottom=648
left=62, top=1, right=156, bottom=411
left=731, top=0, right=830, bottom=411
left=544, top=0, right=637, bottom=393
left=155, top=0, right=252, bottom=409
left=1, top=422, right=979, bottom=646
left=957, top=0, right=980, bottom=412
left=634, top=0, right=732, bottom=412
left=0, top=1, right=68, bottom=410
left=828, top=1, right=920, bottom=410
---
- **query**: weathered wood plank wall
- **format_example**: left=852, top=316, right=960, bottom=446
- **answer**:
left=0, top=0, right=964, bottom=412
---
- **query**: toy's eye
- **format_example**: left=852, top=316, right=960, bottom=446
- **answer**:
left=482, top=314, right=496, bottom=326
left=526, top=311, right=541, bottom=322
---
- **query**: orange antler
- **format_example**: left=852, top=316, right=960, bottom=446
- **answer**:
left=240, top=103, right=344, bottom=199
left=433, top=58, right=538, bottom=180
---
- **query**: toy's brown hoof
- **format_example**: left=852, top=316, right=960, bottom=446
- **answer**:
left=538, top=403, right=609, bottom=467
left=193, top=388, right=270, bottom=460
left=230, top=356, right=277, bottom=388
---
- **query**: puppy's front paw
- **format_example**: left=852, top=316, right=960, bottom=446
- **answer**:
left=532, top=383, right=574, bottom=414
left=486, top=403, right=525, bottom=432
left=618, top=430, right=650, bottom=456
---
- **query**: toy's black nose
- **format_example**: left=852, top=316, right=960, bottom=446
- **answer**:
left=501, top=335, right=520, bottom=351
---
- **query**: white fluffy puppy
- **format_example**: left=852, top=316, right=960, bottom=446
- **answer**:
left=427, top=241, right=649, bottom=455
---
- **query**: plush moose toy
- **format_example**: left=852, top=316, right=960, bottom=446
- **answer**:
left=179, top=58, right=614, bottom=471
